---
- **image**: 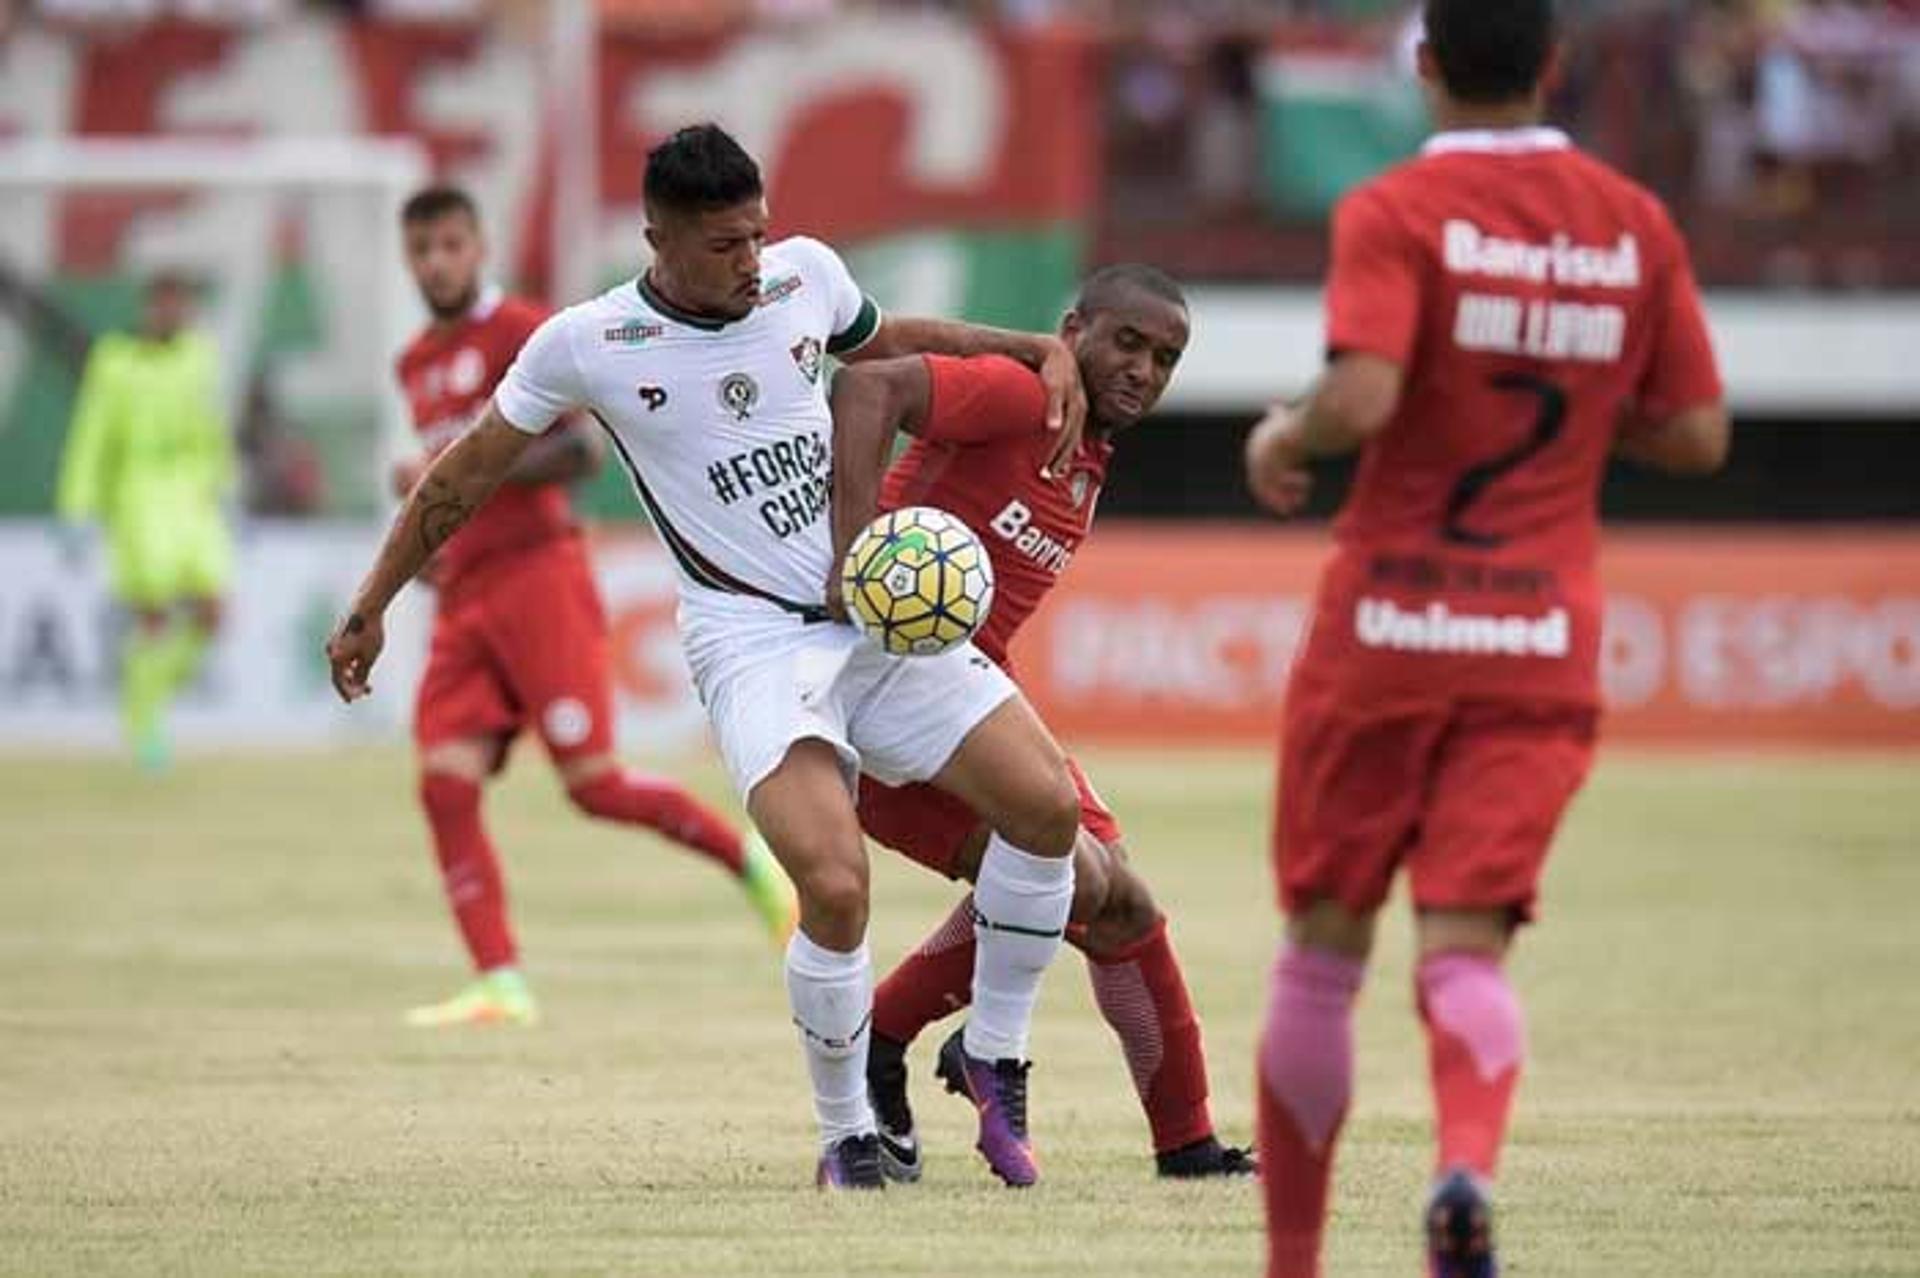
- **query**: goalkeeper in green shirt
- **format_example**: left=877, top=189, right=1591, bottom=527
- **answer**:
left=57, top=272, right=235, bottom=771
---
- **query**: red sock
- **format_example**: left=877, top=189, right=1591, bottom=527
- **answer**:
left=1417, top=951, right=1525, bottom=1179
left=567, top=768, right=745, bottom=875
left=872, top=896, right=977, bottom=1044
left=1085, top=918, right=1215, bottom=1154
left=419, top=773, right=516, bottom=971
left=1258, top=944, right=1365, bottom=1278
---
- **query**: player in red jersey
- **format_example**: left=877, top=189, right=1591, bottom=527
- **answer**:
left=391, top=186, right=795, bottom=1028
left=825, top=265, right=1255, bottom=1182
left=1242, top=3, right=1730, bottom=1273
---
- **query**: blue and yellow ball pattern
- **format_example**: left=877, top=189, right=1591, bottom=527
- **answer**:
left=841, top=506, right=995, bottom=656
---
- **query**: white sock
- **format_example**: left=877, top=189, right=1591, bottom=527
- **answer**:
left=785, top=928, right=876, bottom=1148
left=965, top=834, right=1074, bottom=1062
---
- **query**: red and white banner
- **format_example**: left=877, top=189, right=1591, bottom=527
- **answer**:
left=2, top=15, right=1098, bottom=291
left=996, top=527, right=1920, bottom=749
left=5, top=523, right=1912, bottom=752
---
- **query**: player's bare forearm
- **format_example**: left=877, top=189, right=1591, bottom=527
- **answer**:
left=1244, top=405, right=1314, bottom=518
left=827, top=362, right=924, bottom=615
left=329, top=409, right=531, bottom=704
left=1246, top=357, right=1403, bottom=517
left=504, top=416, right=602, bottom=487
left=853, top=314, right=1085, bottom=467
left=1615, top=403, right=1731, bottom=476
left=350, top=410, right=531, bottom=618
left=1292, top=396, right=1369, bottom=459
left=1294, top=354, right=1406, bottom=457
left=855, top=315, right=1048, bottom=369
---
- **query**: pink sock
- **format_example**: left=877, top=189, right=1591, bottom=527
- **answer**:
left=1417, top=951, right=1526, bottom=1179
left=1258, top=943, right=1365, bottom=1278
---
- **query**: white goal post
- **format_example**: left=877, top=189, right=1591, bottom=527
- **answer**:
left=0, top=136, right=432, bottom=512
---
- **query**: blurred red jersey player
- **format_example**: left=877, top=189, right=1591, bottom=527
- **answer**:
left=827, top=266, right=1255, bottom=1183
left=391, top=185, right=795, bottom=1028
left=1243, top=2, right=1730, bottom=1274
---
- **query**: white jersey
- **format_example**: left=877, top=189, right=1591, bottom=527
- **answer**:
left=494, top=236, right=881, bottom=612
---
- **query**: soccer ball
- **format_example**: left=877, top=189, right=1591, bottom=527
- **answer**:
left=840, top=506, right=995, bottom=656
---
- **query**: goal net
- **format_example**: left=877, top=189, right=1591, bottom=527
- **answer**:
left=0, top=137, right=436, bottom=748
left=0, top=136, right=430, bottom=520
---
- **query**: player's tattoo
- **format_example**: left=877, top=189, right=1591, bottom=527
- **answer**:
left=344, top=614, right=366, bottom=635
left=417, top=477, right=473, bottom=555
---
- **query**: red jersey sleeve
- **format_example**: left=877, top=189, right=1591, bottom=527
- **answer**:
left=493, top=298, right=551, bottom=366
left=1636, top=214, right=1723, bottom=417
left=920, top=354, right=1048, bottom=445
left=1324, top=183, right=1423, bottom=367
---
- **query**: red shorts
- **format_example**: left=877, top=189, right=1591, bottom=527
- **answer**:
left=413, top=537, right=614, bottom=768
left=1276, top=683, right=1597, bottom=923
left=857, top=757, right=1123, bottom=880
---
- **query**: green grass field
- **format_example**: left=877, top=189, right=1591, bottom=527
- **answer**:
left=1, top=748, right=1916, bottom=1276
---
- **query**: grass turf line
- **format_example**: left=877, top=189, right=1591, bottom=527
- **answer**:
left=0, top=749, right=1915, bottom=1276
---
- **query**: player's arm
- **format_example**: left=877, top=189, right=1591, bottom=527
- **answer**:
left=1245, top=356, right=1404, bottom=517
left=1246, top=185, right=1417, bottom=518
left=843, top=315, right=1086, bottom=478
left=327, top=407, right=532, bottom=700
left=1615, top=404, right=1730, bottom=475
left=392, top=417, right=600, bottom=497
left=792, top=233, right=1083, bottom=473
left=496, top=308, right=603, bottom=488
left=330, top=307, right=585, bottom=702
left=502, top=415, right=603, bottom=487
left=825, top=357, right=933, bottom=620
left=826, top=354, right=1048, bottom=617
left=1617, top=215, right=1730, bottom=476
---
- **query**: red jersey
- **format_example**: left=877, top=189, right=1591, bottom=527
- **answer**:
left=395, top=289, right=576, bottom=592
left=1299, top=128, right=1722, bottom=707
left=881, top=355, right=1111, bottom=668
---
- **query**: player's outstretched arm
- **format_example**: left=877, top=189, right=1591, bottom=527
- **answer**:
left=326, top=406, right=533, bottom=702
left=1245, top=353, right=1403, bottom=518
left=847, top=315, right=1087, bottom=477
left=825, top=358, right=932, bottom=619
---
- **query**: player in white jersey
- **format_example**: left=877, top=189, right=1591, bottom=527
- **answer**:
left=326, top=124, right=1090, bottom=1191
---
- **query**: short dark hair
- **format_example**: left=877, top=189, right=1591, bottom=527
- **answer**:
left=644, top=123, right=764, bottom=216
left=1074, top=263, right=1187, bottom=319
left=1424, top=0, right=1556, bottom=105
left=401, top=185, right=480, bottom=227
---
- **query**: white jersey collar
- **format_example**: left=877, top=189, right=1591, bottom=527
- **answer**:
left=1422, top=127, right=1571, bottom=157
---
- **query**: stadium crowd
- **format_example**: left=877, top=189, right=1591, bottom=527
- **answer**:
left=1088, top=0, right=1920, bottom=287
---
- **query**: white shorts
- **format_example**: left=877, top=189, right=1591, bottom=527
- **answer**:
left=679, top=591, right=1018, bottom=801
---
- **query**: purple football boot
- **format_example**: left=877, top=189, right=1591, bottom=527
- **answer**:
left=934, top=1026, right=1039, bottom=1187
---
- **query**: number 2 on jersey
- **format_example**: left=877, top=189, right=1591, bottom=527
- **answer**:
left=1442, top=372, right=1568, bottom=548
